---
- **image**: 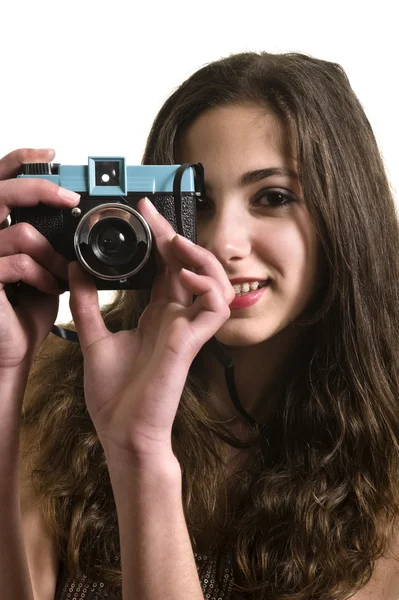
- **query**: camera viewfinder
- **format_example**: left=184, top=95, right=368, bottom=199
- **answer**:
left=95, top=161, right=120, bottom=187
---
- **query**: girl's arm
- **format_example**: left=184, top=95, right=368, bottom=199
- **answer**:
left=0, top=365, right=35, bottom=600
left=68, top=197, right=235, bottom=600
left=107, top=453, right=203, bottom=600
left=0, top=147, right=81, bottom=598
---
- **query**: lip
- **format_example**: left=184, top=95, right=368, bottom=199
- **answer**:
left=229, top=281, right=271, bottom=310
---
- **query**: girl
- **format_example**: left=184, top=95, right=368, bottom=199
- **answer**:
left=1, top=51, right=399, bottom=600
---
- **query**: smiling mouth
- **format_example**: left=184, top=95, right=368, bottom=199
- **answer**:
left=232, top=279, right=271, bottom=296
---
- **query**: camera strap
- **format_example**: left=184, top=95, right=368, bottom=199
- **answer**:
left=206, top=336, right=259, bottom=427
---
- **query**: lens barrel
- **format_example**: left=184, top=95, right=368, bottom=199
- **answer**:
left=74, top=204, right=152, bottom=280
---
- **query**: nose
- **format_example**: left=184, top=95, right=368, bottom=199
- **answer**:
left=198, top=206, right=251, bottom=267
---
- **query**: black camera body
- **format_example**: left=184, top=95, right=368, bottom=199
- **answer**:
left=12, top=157, right=204, bottom=290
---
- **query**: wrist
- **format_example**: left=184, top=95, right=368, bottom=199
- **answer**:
left=0, top=359, right=31, bottom=381
left=106, top=450, right=182, bottom=510
left=0, top=362, right=30, bottom=408
left=0, top=363, right=31, bottom=479
left=104, top=445, right=181, bottom=477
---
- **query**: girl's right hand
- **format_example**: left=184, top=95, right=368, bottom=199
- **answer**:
left=0, top=148, right=81, bottom=371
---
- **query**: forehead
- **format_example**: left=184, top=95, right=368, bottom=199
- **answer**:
left=178, top=103, right=290, bottom=167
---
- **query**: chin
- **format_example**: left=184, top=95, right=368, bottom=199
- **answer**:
left=214, top=323, right=279, bottom=349
left=213, top=312, right=300, bottom=349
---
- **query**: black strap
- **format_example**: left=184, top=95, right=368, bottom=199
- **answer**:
left=51, top=324, right=79, bottom=342
left=207, top=336, right=259, bottom=427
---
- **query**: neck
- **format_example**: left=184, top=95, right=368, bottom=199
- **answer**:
left=201, top=324, right=311, bottom=426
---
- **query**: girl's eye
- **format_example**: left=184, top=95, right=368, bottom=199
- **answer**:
left=255, top=189, right=295, bottom=208
left=196, top=189, right=296, bottom=213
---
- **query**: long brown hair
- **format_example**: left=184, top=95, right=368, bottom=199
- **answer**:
left=21, top=52, right=399, bottom=599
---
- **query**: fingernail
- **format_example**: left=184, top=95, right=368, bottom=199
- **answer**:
left=143, top=197, right=158, bottom=213
left=58, top=188, right=81, bottom=203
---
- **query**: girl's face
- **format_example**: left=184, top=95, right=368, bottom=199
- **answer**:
left=178, top=103, right=322, bottom=348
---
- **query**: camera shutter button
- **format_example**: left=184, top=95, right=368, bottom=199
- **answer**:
left=22, top=163, right=52, bottom=175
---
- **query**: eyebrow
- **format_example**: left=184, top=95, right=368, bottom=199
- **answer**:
left=204, top=167, right=298, bottom=192
left=240, top=167, right=298, bottom=186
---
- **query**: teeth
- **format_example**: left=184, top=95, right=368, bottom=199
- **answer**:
left=232, top=281, right=266, bottom=295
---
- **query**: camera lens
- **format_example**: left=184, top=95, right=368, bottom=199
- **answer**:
left=98, top=227, right=126, bottom=255
left=91, top=218, right=138, bottom=266
left=74, top=204, right=152, bottom=280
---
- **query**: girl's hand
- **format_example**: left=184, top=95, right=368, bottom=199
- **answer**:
left=0, top=148, right=80, bottom=371
left=69, top=197, right=235, bottom=466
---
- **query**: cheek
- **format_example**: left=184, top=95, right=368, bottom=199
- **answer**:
left=257, top=221, right=318, bottom=283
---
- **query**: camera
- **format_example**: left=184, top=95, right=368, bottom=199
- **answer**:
left=11, top=157, right=204, bottom=290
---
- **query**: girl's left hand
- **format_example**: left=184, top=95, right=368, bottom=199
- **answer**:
left=68, top=197, right=235, bottom=467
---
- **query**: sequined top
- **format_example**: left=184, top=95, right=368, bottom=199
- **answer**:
left=54, top=552, right=234, bottom=600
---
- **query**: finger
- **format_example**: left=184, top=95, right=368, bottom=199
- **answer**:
left=139, top=199, right=234, bottom=306
left=0, top=177, right=81, bottom=224
left=0, top=148, right=56, bottom=180
left=137, top=197, right=180, bottom=267
left=149, top=264, right=194, bottom=307
left=149, top=266, right=168, bottom=303
left=178, top=268, right=231, bottom=346
left=0, top=222, right=70, bottom=281
left=68, top=261, right=109, bottom=352
left=172, top=235, right=235, bottom=305
left=0, top=148, right=55, bottom=180
left=0, top=254, right=64, bottom=295
left=179, top=269, right=229, bottom=315
left=138, top=198, right=194, bottom=305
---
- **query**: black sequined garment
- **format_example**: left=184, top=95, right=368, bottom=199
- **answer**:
left=54, top=552, right=234, bottom=600
left=54, top=561, right=120, bottom=600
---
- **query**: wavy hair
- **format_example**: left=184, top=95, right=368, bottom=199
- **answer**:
left=21, top=52, right=399, bottom=599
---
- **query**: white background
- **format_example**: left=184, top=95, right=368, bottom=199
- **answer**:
left=1, top=0, right=397, bottom=324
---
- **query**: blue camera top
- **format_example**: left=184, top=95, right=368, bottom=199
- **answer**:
left=17, top=156, right=199, bottom=197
